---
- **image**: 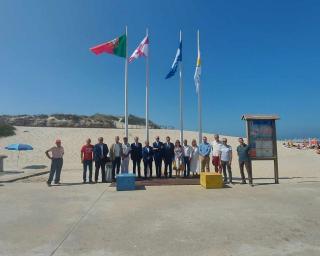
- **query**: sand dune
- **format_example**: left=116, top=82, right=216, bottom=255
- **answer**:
left=0, top=126, right=319, bottom=183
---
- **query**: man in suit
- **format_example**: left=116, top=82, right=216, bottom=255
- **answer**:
left=110, top=136, right=123, bottom=181
left=93, top=137, right=109, bottom=183
left=163, top=136, right=174, bottom=178
left=142, top=141, right=154, bottom=179
left=153, top=136, right=163, bottom=178
left=131, top=136, right=143, bottom=178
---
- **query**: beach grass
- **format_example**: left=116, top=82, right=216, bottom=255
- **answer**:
left=0, top=124, right=16, bottom=138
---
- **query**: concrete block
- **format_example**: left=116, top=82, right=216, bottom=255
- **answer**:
left=200, top=172, right=223, bottom=189
left=116, top=173, right=135, bottom=191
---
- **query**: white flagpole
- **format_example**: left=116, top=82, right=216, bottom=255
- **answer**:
left=197, top=30, right=202, bottom=144
left=124, top=26, right=129, bottom=137
left=145, top=28, right=150, bottom=142
left=179, top=30, right=184, bottom=143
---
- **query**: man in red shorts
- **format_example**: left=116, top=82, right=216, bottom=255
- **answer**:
left=81, top=138, right=94, bottom=183
left=211, top=134, right=222, bottom=173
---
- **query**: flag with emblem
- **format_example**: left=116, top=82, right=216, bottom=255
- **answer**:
left=90, top=34, right=126, bottom=58
left=129, top=36, right=149, bottom=63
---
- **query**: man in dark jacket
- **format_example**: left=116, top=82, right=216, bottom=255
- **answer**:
left=142, top=141, right=154, bottom=179
left=163, top=136, right=174, bottom=178
left=131, top=136, right=143, bottom=178
left=93, top=137, right=109, bottom=183
left=153, top=136, right=163, bottom=178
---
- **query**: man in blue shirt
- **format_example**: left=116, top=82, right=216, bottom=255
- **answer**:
left=199, top=136, right=211, bottom=172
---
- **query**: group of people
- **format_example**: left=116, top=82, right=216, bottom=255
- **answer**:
left=78, top=135, right=199, bottom=182
left=283, top=139, right=320, bottom=154
left=45, top=134, right=253, bottom=186
left=197, top=135, right=252, bottom=185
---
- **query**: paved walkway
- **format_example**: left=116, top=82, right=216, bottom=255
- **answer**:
left=0, top=170, right=320, bottom=256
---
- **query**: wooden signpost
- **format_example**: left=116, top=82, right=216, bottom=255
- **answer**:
left=242, top=114, right=280, bottom=184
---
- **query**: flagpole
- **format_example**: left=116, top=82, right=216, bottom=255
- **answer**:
left=145, top=28, right=150, bottom=142
left=197, top=30, right=202, bottom=144
left=179, top=30, right=184, bottom=143
left=124, top=26, right=129, bottom=138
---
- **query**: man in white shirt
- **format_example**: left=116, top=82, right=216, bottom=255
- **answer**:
left=121, top=137, right=131, bottom=173
left=110, top=136, right=122, bottom=181
left=45, top=139, right=64, bottom=186
left=183, top=139, right=192, bottom=177
left=219, top=138, right=233, bottom=184
left=211, top=134, right=222, bottom=173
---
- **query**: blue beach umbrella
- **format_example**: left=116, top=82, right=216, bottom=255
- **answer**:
left=5, top=144, right=33, bottom=169
left=5, top=144, right=33, bottom=151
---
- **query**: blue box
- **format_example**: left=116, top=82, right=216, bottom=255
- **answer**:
left=116, top=173, right=136, bottom=191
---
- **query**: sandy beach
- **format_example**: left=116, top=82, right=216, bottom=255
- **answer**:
left=0, top=126, right=319, bottom=183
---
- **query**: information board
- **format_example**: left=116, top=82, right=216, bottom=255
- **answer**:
left=242, top=114, right=279, bottom=184
left=248, top=120, right=274, bottom=158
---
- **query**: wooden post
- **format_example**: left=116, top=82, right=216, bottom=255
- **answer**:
left=246, top=120, right=254, bottom=183
left=273, top=120, right=279, bottom=184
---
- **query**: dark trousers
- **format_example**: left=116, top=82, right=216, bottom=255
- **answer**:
left=132, top=159, right=141, bottom=177
left=95, top=159, right=106, bottom=182
left=83, top=160, right=93, bottom=182
left=154, top=158, right=162, bottom=178
left=183, top=157, right=190, bottom=177
left=112, top=157, right=121, bottom=179
left=221, top=161, right=232, bottom=183
left=164, top=160, right=172, bottom=178
left=48, top=158, right=63, bottom=183
left=143, top=159, right=153, bottom=178
left=239, top=160, right=253, bottom=183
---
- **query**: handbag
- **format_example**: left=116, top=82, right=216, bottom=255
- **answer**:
left=179, top=162, right=185, bottom=171
left=172, top=160, right=177, bottom=171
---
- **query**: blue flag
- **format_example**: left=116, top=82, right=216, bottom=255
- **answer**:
left=165, top=39, right=182, bottom=79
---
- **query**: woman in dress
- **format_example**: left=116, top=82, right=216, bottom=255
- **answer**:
left=174, top=140, right=184, bottom=177
left=190, top=139, right=199, bottom=176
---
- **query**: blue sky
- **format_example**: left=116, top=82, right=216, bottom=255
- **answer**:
left=0, top=0, right=319, bottom=138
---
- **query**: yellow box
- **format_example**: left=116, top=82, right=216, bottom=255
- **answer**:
left=200, top=172, right=223, bottom=189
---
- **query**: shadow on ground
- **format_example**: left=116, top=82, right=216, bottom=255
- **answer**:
left=0, top=171, right=24, bottom=176
left=297, top=180, right=320, bottom=183
left=53, top=182, right=93, bottom=187
left=252, top=176, right=318, bottom=180
left=23, top=165, right=47, bottom=170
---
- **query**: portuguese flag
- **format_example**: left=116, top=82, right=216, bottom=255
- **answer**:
left=90, top=34, right=126, bottom=58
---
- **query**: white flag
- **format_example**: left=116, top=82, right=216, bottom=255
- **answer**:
left=129, top=36, right=149, bottom=63
left=194, top=47, right=201, bottom=93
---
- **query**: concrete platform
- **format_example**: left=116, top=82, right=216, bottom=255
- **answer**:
left=111, top=176, right=201, bottom=187
left=0, top=169, right=320, bottom=256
